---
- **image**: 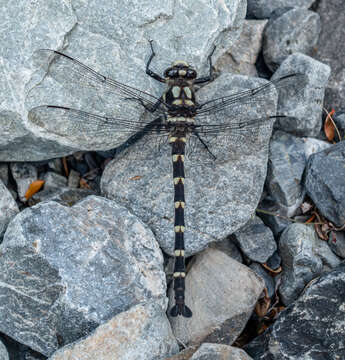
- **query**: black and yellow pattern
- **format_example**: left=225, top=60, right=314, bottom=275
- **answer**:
left=169, top=134, right=192, bottom=318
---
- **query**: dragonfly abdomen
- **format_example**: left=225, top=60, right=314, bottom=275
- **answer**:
left=169, top=134, right=192, bottom=318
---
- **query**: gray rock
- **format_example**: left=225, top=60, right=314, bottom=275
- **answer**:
left=30, top=186, right=95, bottom=206
left=43, top=172, right=67, bottom=189
left=10, top=163, right=38, bottom=202
left=0, top=164, right=8, bottom=186
left=0, top=180, right=19, bottom=239
left=249, top=262, right=275, bottom=298
left=244, top=261, right=345, bottom=360
left=259, top=134, right=331, bottom=236
left=266, top=131, right=306, bottom=209
left=216, top=19, right=268, bottom=76
left=305, top=141, right=345, bottom=227
left=302, top=137, right=331, bottom=159
left=67, top=169, right=80, bottom=188
left=48, top=303, right=178, bottom=360
left=272, top=53, right=330, bottom=136
left=328, top=231, right=345, bottom=259
left=333, top=111, right=345, bottom=139
left=0, top=195, right=166, bottom=356
left=315, top=0, right=345, bottom=110
left=168, top=248, right=265, bottom=346
left=257, top=197, right=293, bottom=236
left=279, top=223, right=341, bottom=305
left=48, top=159, right=63, bottom=174
left=0, top=339, right=9, bottom=360
left=1, top=0, right=246, bottom=161
left=266, top=250, right=282, bottom=271
left=247, top=0, right=315, bottom=19
left=0, top=341, right=9, bottom=360
left=232, top=216, right=277, bottom=263
left=102, top=73, right=278, bottom=256
left=263, top=8, right=321, bottom=71
left=210, top=239, right=243, bottom=263
left=0, top=0, right=77, bottom=162
left=190, top=343, right=253, bottom=360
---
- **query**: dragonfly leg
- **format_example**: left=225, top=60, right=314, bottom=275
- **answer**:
left=194, top=45, right=216, bottom=84
left=146, top=40, right=166, bottom=83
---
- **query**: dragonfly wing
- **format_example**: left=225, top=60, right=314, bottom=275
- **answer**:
left=195, top=73, right=306, bottom=119
left=32, top=49, right=165, bottom=113
left=28, top=105, right=170, bottom=151
left=185, top=117, right=274, bottom=165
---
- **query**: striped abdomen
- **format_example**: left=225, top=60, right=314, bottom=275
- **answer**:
left=169, top=133, right=192, bottom=318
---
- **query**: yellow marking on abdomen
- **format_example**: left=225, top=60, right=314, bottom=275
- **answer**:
left=174, top=272, right=186, bottom=277
left=174, top=225, right=185, bottom=233
left=174, top=177, right=184, bottom=185
left=172, top=154, right=185, bottom=162
left=174, top=249, right=185, bottom=256
left=175, top=201, right=185, bottom=208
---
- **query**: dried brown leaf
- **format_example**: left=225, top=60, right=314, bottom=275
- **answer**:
left=24, top=180, right=45, bottom=200
left=324, top=109, right=336, bottom=141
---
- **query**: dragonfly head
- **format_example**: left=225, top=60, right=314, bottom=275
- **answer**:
left=164, top=61, right=197, bottom=80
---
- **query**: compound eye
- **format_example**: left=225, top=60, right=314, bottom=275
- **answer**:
left=171, top=69, right=179, bottom=77
left=165, top=69, right=178, bottom=78
left=187, top=70, right=196, bottom=79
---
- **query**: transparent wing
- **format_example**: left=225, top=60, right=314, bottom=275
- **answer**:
left=32, top=49, right=165, bottom=113
left=28, top=105, right=171, bottom=150
left=195, top=73, right=306, bottom=121
left=185, top=117, right=274, bottom=165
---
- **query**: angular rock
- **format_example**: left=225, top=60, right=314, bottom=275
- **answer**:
left=302, top=137, right=331, bottom=159
left=67, top=169, right=80, bottom=188
left=333, top=111, right=345, bottom=139
left=304, top=141, right=345, bottom=227
left=279, top=223, right=341, bottom=305
left=263, top=8, right=321, bottom=71
left=315, top=0, right=345, bottom=110
left=0, top=164, right=8, bottom=186
left=102, top=73, right=278, bottom=256
left=210, top=239, right=243, bottom=263
left=29, top=187, right=95, bottom=206
left=0, top=195, right=166, bottom=356
left=0, top=339, right=9, bottom=360
left=0, top=180, right=19, bottom=239
left=190, top=343, right=253, bottom=360
left=257, top=197, right=293, bottom=236
left=1, top=0, right=245, bottom=161
left=247, top=0, right=315, bottom=19
left=216, top=19, right=267, bottom=76
left=328, top=231, right=345, bottom=259
left=232, top=216, right=277, bottom=263
left=249, top=263, right=275, bottom=298
left=168, top=248, right=265, bottom=346
left=43, top=172, right=67, bottom=189
left=10, top=162, right=38, bottom=202
left=266, top=250, right=282, bottom=271
left=48, top=303, right=178, bottom=360
left=266, top=131, right=306, bottom=209
left=48, top=158, right=63, bottom=174
left=244, top=261, right=345, bottom=359
left=272, top=53, right=330, bottom=136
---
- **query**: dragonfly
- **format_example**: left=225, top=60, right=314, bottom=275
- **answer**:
left=28, top=40, right=304, bottom=318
